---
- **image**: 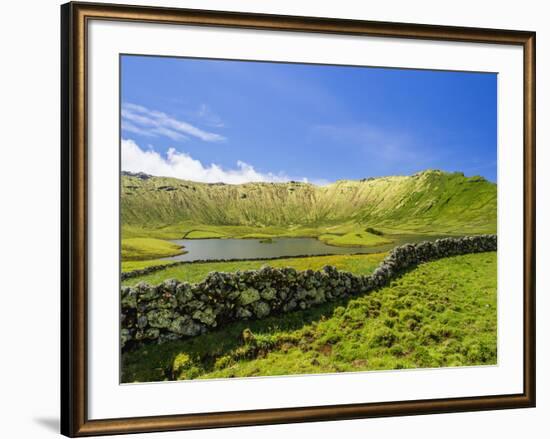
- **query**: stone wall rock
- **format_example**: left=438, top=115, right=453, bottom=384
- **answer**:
left=121, top=235, right=496, bottom=350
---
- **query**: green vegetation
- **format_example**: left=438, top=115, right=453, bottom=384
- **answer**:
left=319, top=231, right=391, bottom=247
left=120, top=170, right=498, bottom=382
left=121, top=170, right=497, bottom=243
left=120, top=170, right=497, bottom=265
left=365, top=227, right=383, bottom=236
left=121, top=252, right=497, bottom=382
left=183, top=230, right=225, bottom=239
left=122, top=253, right=387, bottom=286
left=121, top=238, right=185, bottom=261
left=121, top=259, right=180, bottom=272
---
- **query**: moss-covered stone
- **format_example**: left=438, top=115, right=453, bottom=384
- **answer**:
left=260, top=287, right=276, bottom=301
left=146, top=309, right=172, bottom=328
left=239, top=288, right=260, bottom=305
left=252, top=301, right=270, bottom=318
left=192, top=308, right=217, bottom=326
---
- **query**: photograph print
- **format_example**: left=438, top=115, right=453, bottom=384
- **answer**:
left=120, top=55, right=497, bottom=383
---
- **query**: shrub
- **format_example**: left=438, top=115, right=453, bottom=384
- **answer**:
left=214, top=355, right=234, bottom=370
left=172, top=353, right=194, bottom=379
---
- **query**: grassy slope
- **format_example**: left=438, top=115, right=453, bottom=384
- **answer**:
left=122, top=253, right=387, bottom=286
left=121, top=170, right=497, bottom=241
left=121, top=238, right=185, bottom=261
left=122, top=252, right=497, bottom=382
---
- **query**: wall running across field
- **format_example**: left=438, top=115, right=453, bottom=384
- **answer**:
left=121, top=235, right=497, bottom=349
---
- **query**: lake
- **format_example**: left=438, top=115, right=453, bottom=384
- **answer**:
left=160, top=235, right=449, bottom=262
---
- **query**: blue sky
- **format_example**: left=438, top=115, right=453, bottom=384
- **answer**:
left=121, top=55, right=497, bottom=184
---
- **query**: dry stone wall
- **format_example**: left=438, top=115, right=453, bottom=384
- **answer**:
left=121, top=235, right=497, bottom=350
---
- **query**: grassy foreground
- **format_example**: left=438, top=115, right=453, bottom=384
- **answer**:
left=122, top=251, right=497, bottom=383
left=122, top=253, right=387, bottom=286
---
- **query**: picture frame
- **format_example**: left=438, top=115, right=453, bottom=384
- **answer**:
left=61, top=1, right=536, bottom=436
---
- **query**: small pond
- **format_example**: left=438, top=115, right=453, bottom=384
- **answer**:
left=160, top=235, right=450, bottom=262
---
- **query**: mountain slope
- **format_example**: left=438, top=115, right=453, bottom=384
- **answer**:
left=121, top=170, right=496, bottom=236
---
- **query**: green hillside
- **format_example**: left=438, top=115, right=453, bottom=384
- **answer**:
left=121, top=169, right=497, bottom=242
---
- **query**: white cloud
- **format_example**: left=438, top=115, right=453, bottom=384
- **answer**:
left=197, top=104, right=225, bottom=128
left=121, top=103, right=225, bottom=142
left=122, top=138, right=296, bottom=184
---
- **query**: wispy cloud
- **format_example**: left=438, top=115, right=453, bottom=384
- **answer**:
left=196, top=104, right=225, bottom=128
left=122, top=138, right=303, bottom=184
left=121, top=103, right=225, bottom=142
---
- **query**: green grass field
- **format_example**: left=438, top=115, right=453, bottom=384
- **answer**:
left=122, top=252, right=387, bottom=286
left=121, top=238, right=185, bottom=261
left=319, top=231, right=392, bottom=247
left=122, top=221, right=399, bottom=242
left=122, top=259, right=181, bottom=272
left=121, top=251, right=497, bottom=383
